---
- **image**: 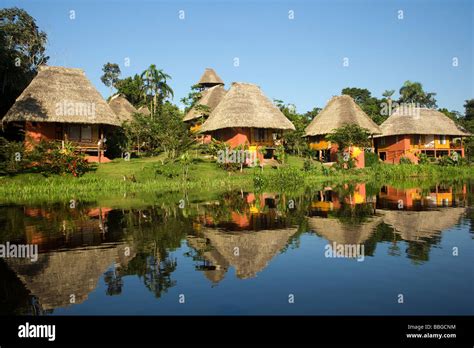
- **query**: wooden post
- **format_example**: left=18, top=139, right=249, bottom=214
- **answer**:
left=99, top=129, right=104, bottom=163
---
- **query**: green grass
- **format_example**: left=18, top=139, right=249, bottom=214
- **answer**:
left=0, top=154, right=473, bottom=205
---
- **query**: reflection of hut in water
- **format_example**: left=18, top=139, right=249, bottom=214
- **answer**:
left=380, top=208, right=466, bottom=242
left=308, top=216, right=383, bottom=245
left=310, top=184, right=374, bottom=218
left=21, top=207, right=114, bottom=251
left=188, top=227, right=298, bottom=282
left=5, top=243, right=135, bottom=310
left=377, top=185, right=467, bottom=210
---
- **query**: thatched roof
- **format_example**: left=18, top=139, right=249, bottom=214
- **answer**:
left=183, top=85, right=227, bottom=122
left=200, top=82, right=296, bottom=132
left=308, top=215, right=382, bottom=245
left=190, top=227, right=298, bottom=280
left=197, top=68, right=224, bottom=86
left=2, top=66, right=121, bottom=126
left=6, top=243, right=135, bottom=310
left=375, top=107, right=470, bottom=137
left=108, top=94, right=138, bottom=123
left=381, top=208, right=466, bottom=242
left=304, top=95, right=381, bottom=136
left=137, top=105, right=151, bottom=116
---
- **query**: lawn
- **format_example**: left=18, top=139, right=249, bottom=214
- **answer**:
left=0, top=154, right=473, bottom=205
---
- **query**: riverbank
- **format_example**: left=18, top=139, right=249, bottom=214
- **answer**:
left=0, top=155, right=473, bottom=205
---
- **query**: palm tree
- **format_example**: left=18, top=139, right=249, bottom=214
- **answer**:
left=141, top=65, right=174, bottom=118
left=399, top=81, right=437, bottom=108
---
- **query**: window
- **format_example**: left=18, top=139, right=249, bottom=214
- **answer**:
left=81, top=125, right=92, bottom=142
left=440, top=135, right=447, bottom=145
left=67, top=124, right=94, bottom=142
left=379, top=137, right=386, bottom=146
left=254, top=128, right=266, bottom=142
left=68, top=125, right=81, bottom=140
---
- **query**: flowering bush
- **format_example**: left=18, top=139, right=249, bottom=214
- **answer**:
left=28, top=141, right=90, bottom=176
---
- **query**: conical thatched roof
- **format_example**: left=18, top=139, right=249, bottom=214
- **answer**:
left=2, top=66, right=121, bottom=126
left=183, top=85, right=227, bottom=122
left=304, top=95, right=381, bottom=136
left=375, top=107, right=470, bottom=137
left=5, top=243, right=135, bottom=310
left=197, top=68, right=224, bottom=86
left=308, top=215, right=382, bottom=245
left=108, top=94, right=137, bottom=123
left=191, top=227, right=298, bottom=280
left=200, top=82, right=296, bottom=132
left=137, top=105, right=151, bottom=116
left=381, top=208, right=466, bottom=241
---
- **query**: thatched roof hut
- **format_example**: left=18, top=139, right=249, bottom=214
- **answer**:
left=304, top=95, right=381, bottom=136
left=200, top=82, right=296, bottom=133
left=2, top=66, right=120, bottom=126
left=189, top=227, right=298, bottom=281
left=137, top=105, right=151, bottom=116
left=308, top=215, right=383, bottom=245
left=183, top=85, right=227, bottom=122
left=375, top=107, right=470, bottom=137
left=380, top=208, right=466, bottom=242
left=6, top=243, right=135, bottom=310
left=197, top=68, right=224, bottom=87
left=108, top=94, right=138, bottom=123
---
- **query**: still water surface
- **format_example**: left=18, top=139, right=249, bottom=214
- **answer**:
left=1, top=182, right=473, bottom=315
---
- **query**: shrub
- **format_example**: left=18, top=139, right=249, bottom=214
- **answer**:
left=364, top=151, right=379, bottom=168
left=399, top=156, right=413, bottom=165
left=417, top=153, right=431, bottom=165
left=28, top=141, right=91, bottom=176
left=0, top=138, right=26, bottom=175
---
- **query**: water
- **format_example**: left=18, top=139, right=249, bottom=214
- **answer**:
left=1, top=182, right=473, bottom=315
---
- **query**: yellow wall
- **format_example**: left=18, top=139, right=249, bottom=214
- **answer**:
left=410, top=135, right=452, bottom=149
left=309, top=140, right=330, bottom=150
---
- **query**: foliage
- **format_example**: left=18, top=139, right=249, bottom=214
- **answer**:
left=275, top=100, right=313, bottom=156
left=100, top=62, right=121, bottom=90
left=115, top=74, right=145, bottom=107
left=141, top=64, right=174, bottom=116
left=399, top=156, right=413, bottom=165
left=417, top=153, right=431, bottom=165
left=274, top=145, right=287, bottom=164
left=0, top=137, right=25, bottom=174
left=28, top=140, right=91, bottom=176
left=325, top=124, right=372, bottom=150
left=123, top=103, right=193, bottom=159
left=364, top=151, right=380, bottom=168
left=398, top=80, right=437, bottom=108
left=437, top=153, right=465, bottom=167
left=180, top=84, right=203, bottom=113
left=0, top=7, right=48, bottom=118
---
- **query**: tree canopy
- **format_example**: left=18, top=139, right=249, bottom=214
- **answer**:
left=0, top=7, right=49, bottom=118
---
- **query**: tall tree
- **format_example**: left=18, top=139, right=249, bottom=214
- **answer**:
left=0, top=7, right=48, bottom=118
left=461, top=99, right=474, bottom=162
left=141, top=65, right=174, bottom=117
left=180, top=84, right=203, bottom=113
left=115, top=74, right=145, bottom=107
left=100, top=62, right=121, bottom=93
left=463, top=99, right=474, bottom=121
left=398, top=80, right=437, bottom=108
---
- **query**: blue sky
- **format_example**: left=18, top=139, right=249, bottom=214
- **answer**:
left=5, top=0, right=473, bottom=113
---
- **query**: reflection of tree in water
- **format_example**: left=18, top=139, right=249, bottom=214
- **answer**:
left=115, top=207, right=190, bottom=298
left=104, top=266, right=124, bottom=296
left=362, top=221, right=442, bottom=264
